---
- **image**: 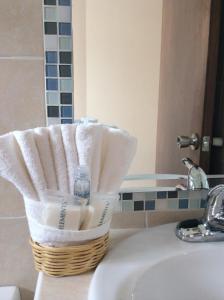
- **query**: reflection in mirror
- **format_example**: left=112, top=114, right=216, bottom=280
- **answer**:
left=73, top=0, right=224, bottom=187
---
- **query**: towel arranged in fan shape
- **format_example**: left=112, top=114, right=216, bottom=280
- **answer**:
left=0, top=123, right=137, bottom=200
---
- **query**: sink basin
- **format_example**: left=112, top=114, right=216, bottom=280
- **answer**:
left=88, top=223, right=224, bottom=300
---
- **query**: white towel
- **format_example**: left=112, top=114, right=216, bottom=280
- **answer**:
left=34, top=127, right=58, bottom=190
left=0, top=132, right=37, bottom=199
left=98, top=127, right=137, bottom=193
left=61, top=124, right=79, bottom=193
left=48, top=125, right=69, bottom=193
left=14, top=129, right=47, bottom=198
left=76, top=124, right=105, bottom=192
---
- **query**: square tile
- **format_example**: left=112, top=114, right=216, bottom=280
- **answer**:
left=178, top=190, right=189, bottom=199
left=59, top=22, right=71, bottom=35
left=61, top=106, right=72, bottom=117
left=122, top=193, right=133, bottom=200
left=47, top=117, right=61, bottom=125
left=59, top=37, right=72, bottom=50
left=167, top=199, right=178, bottom=210
left=122, top=200, right=134, bottom=212
left=190, top=190, right=203, bottom=200
left=145, top=192, right=156, bottom=200
left=157, top=191, right=167, bottom=199
left=59, top=65, right=71, bottom=77
left=145, top=200, right=155, bottom=210
left=46, top=65, right=58, bottom=77
left=60, top=79, right=73, bottom=91
left=189, top=199, right=200, bottom=209
left=133, top=192, right=145, bottom=201
left=44, top=0, right=56, bottom=5
left=44, top=22, right=57, bottom=35
left=179, top=199, right=189, bottom=209
left=200, top=199, right=207, bottom=209
left=58, top=6, right=71, bottom=22
left=155, top=199, right=168, bottom=211
left=134, top=201, right=144, bottom=211
left=46, top=79, right=58, bottom=90
left=44, top=7, right=57, bottom=21
left=47, top=106, right=59, bottom=117
left=168, top=191, right=178, bottom=198
left=60, top=51, right=72, bottom=63
left=59, top=0, right=71, bottom=6
left=60, top=92, right=72, bottom=104
left=44, top=35, right=58, bottom=50
left=46, top=51, right=58, bottom=63
left=61, top=119, right=73, bottom=124
left=47, top=92, right=60, bottom=105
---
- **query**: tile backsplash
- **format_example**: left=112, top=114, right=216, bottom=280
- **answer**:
left=117, top=189, right=209, bottom=213
left=43, top=0, right=74, bottom=125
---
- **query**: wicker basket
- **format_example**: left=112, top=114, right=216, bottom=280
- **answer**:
left=30, top=232, right=109, bottom=277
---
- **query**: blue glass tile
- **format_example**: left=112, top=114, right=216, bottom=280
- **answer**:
left=59, top=23, right=71, bottom=35
left=46, top=51, right=57, bottom=63
left=122, top=193, right=133, bottom=200
left=44, top=22, right=57, bottom=35
left=61, top=118, right=73, bottom=124
left=179, top=199, right=189, bottom=209
left=145, top=200, right=155, bottom=210
left=46, top=79, right=58, bottom=90
left=61, top=106, right=72, bottom=117
left=168, top=191, right=178, bottom=198
left=60, top=51, right=72, bottom=63
left=60, top=92, right=72, bottom=104
left=157, top=191, right=167, bottom=199
left=200, top=199, right=207, bottom=209
left=59, top=0, right=70, bottom=5
left=134, top=201, right=144, bottom=211
left=44, top=0, right=56, bottom=4
left=47, top=106, right=59, bottom=117
left=46, top=65, right=57, bottom=77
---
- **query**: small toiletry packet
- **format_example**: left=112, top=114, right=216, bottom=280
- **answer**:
left=41, top=190, right=86, bottom=231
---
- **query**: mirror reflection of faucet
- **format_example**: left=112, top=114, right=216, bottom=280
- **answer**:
left=175, top=158, right=224, bottom=242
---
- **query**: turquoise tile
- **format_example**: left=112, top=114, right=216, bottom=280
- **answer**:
left=167, top=199, right=178, bottom=210
left=122, top=200, right=134, bottom=212
left=59, top=37, right=72, bottom=50
left=60, top=79, right=73, bottom=91
left=189, top=199, right=200, bottom=209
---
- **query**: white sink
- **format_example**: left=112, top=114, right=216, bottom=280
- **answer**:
left=88, top=223, right=224, bottom=300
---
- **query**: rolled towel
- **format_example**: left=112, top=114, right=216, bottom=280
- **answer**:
left=34, top=127, right=58, bottom=191
left=14, top=129, right=47, bottom=198
left=76, top=124, right=105, bottom=192
left=0, top=132, right=37, bottom=199
left=61, top=124, right=79, bottom=194
left=48, top=125, right=69, bottom=193
left=98, top=127, right=137, bottom=193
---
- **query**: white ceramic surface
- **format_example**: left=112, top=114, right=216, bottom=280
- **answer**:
left=89, top=223, right=224, bottom=300
left=0, top=286, right=21, bottom=300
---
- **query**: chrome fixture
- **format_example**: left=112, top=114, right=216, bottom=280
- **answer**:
left=177, top=133, right=223, bottom=152
left=182, top=157, right=209, bottom=190
left=176, top=185, right=224, bottom=242
left=177, top=133, right=200, bottom=150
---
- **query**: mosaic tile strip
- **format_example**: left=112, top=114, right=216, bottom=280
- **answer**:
left=116, top=189, right=209, bottom=212
left=43, top=0, right=74, bottom=125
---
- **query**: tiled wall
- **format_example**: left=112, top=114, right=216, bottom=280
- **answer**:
left=43, top=0, right=74, bottom=125
left=118, top=189, right=208, bottom=212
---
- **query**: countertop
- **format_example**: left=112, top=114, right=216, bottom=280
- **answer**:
left=34, top=229, right=141, bottom=300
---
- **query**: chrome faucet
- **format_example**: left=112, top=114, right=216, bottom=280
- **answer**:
left=176, top=184, right=224, bottom=242
left=182, top=157, right=209, bottom=190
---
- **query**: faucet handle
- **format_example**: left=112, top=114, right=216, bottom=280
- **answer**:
left=204, top=185, right=224, bottom=232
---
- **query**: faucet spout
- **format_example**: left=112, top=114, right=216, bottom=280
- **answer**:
left=182, top=157, right=209, bottom=190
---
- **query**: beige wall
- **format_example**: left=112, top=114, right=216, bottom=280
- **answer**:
left=73, top=0, right=163, bottom=176
left=0, top=0, right=45, bottom=299
left=156, top=0, right=211, bottom=175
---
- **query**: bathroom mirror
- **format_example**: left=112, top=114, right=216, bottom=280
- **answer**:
left=72, top=0, right=224, bottom=184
